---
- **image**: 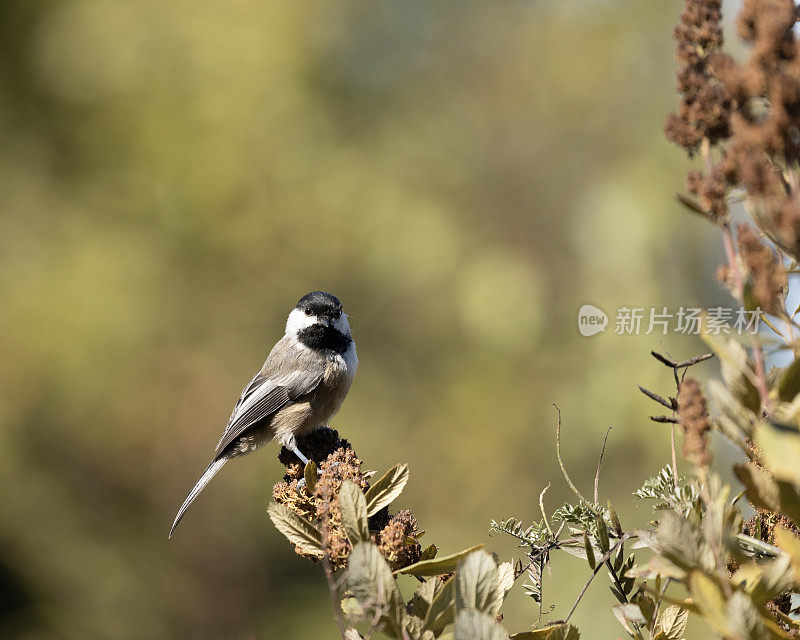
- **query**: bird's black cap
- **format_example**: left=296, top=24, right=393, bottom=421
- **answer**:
left=296, top=291, right=343, bottom=317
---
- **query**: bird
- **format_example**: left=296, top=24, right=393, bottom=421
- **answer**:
left=169, top=291, right=358, bottom=538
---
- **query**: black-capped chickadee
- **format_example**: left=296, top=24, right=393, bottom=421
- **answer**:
left=169, top=291, right=357, bottom=537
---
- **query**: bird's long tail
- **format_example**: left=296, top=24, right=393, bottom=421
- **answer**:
left=169, top=457, right=227, bottom=538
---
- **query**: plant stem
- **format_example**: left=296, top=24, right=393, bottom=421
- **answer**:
left=561, top=533, right=635, bottom=624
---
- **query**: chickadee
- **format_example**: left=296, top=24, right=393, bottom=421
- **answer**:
left=169, top=291, right=357, bottom=537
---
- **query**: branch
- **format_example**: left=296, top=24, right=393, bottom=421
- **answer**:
left=554, top=404, right=590, bottom=504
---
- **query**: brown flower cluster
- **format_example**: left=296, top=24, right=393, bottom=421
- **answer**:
left=668, top=0, right=800, bottom=254
left=377, top=510, right=422, bottom=571
left=677, top=378, right=712, bottom=469
left=736, top=223, right=787, bottom=314
left=271, top=427, right=423, bottom=570
left=664, top=0, right=731, bottom=155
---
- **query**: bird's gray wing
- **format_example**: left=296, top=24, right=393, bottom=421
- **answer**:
left=213, top=367, right=324, bottom=457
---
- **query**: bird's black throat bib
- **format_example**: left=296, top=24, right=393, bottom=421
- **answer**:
left=297, top=324, right=351, bottom=354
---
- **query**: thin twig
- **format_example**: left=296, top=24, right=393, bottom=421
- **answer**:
left=751, top=339, right=773, bottom=416
left=670, top=424, right=679, bottom=487
left=651, top=351, right=677, bottom=368
left=560, top=533, right=635, bottom=624
left=554, top=404, right=590, bottom=504
left=539, top=484, right=553, bottom=537
left=675, top=353, right=714, bottom=368
left=638, top=385, right=674, bottom=410
left=320, top=504, right=349, bottom=639
left=594, top=427, right=612, bottom=505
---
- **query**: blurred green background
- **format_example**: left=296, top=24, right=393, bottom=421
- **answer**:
left=0, top=1, right=735, bottom=638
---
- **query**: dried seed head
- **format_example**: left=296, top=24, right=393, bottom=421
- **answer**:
left=377, top=510, right=422, bottom=571
left=677, top=378, right=712, bottom=469
left=737, top=223, right=786, bottom=314
left=665, top=0, right=731, bottom=154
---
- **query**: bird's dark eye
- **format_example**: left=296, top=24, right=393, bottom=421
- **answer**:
left=304, top=307, right=313, bottom=316
left=334, top=309, right=342, bottom=319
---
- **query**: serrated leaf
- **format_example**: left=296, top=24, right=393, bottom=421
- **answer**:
left=453, top=610, right=508, bottom=640
left=346, top=542, right=403, bottom=637
left=612, top=603, right=645, bottom=635
left=365, top=463, right=409, bottom=517
left=267, top=502, right=323, bottom=556
left=303, top=461, right=317, bottom=494
left=755, top=421, right=800, bottom=485
left=396, top=544, right=484, bottom=577
left=424, top=575, right=455, bottom=635
left=410, top=578, right=440, bottom=620
left=510, top=622, right=580, bottom=639
left=497, top=562, right=514, bottom=597
left=654, top=605, right=688, bottom=640
left=455, top=550, right=502, bottom=616
left=339, top=480, right=369, bottom=544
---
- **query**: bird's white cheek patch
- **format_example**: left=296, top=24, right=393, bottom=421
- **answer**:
left=286, top=308, right=317, bottom=335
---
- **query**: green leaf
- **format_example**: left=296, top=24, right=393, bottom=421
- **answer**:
left=453, top=610, right=508, bottom=640
left=409, top=578, right=440, bottom=620
left=778, top=359, right=800, bottom=403
left=654, top=605, right=688, bottom=640
left=455, top=550, right=502, bottom=616
left=755, top=421, right=800, bottom=485
left=496, top=561, right=514, bottom=599
left=701, top=333, right=760, bottom=413
left=396, top=544, right=484, bottom=577
left=346, top=542, right=403, bottom=637
left=607, top=501, right=622, bottom=536
left=424, top=575, right=455, bottom=635
left=734, top=461, right=781, bottom=513
left=303, top=461, right=317, bottom=494
left=266, top=502, right=323, bottom=556
left=688, top=572, right=729, bottom=636
left=420, top=544, right=438, bottom=561
left=583, top=531, right=596, bottom=570
left=338, top=480, right=369, bottom=544
left=774, top=524, right=800, bottom=579
left=364, top=463, right=409, bottom=517
left=732, top=554, right=795, bottom=604
left=510, top=623, right=580, bottom=639
left=726, top=591, right=767, bottom=640
left=595, top=515, right=609, bottom=553
left=635, top=593, right=656, bottom=627
left=612, top=603, right=645, bottom=635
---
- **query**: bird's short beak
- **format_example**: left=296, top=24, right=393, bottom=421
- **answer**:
left=319, top=317, right=330, bottom=327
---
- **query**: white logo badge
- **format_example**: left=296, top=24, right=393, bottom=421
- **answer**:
left=578, top=304, right=608, bottom=336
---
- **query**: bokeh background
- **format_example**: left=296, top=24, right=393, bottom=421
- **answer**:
left=0, top=1, right=742, bottom=638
